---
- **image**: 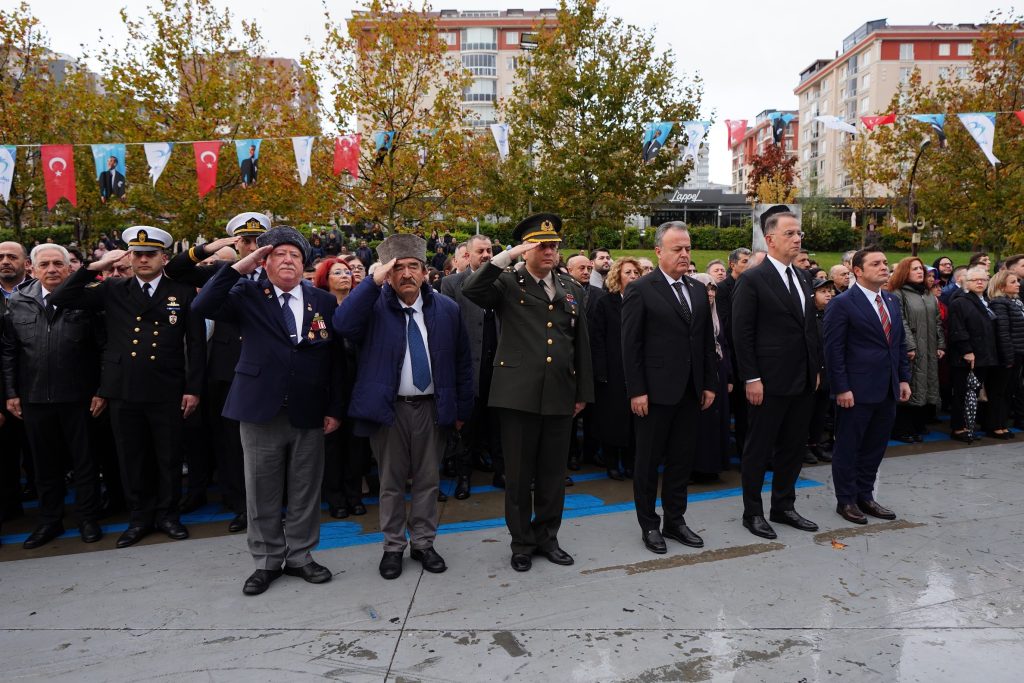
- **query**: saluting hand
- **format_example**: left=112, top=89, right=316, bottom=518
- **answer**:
left=88, top=249, right=128, bottom=272
left=373, top=258, right=397, bottom=285
left=506, top=242, right=539, bottom=260
left=233, top=245, right=272, bottom=275
left=202, top=236, right=241, bottom=256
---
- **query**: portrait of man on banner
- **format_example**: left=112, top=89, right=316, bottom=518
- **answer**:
left=641, top=122, right=673, bottom=164
left=98, top=154, right=126, bottom=202
left=236, top=139, right=261, bottom=188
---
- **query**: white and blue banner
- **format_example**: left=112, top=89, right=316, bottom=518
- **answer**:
left=144, top=142, right=173, bottom=186
left=374, top=131, right=395, bottom=152
left=909, top=114, right=947, bottom=146
left=0, top=146, right=14, bottom=203
left=91, top=143, right=126, bottom=179
left=680, top=121, right=710, bottom=162
left=958, top=113, right=999, bottom=166
left=641, top=121, right=674, bottom=163
left=490, top=123, right=510, bottom=161
left=291, top=136, right=313, bottom=186
left=814, top=115, right=857, bottom=135
left=768, top=112, right=796, bottom=144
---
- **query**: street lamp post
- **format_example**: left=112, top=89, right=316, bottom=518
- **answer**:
left=907, top=137, right=931, bottom=257
left=521, top=34, right=539, bottom=215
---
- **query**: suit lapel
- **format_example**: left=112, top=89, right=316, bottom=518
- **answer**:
left=141, top=277, right=170, bottom=314
left=298, top=282, right=315, bottom=343
left=262, top=285, right=293, bottom=339
left=759, top=261, right=804, bottom=322
left=652, top=275, right=689, bottom=324
left=127, top=278, right=149, bottom=310
left=849, top=288, right=889, bottom=345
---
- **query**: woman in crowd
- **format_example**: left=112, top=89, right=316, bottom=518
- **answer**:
left=314, top=258, right=369, bottom=517
left=590, top=257, right=642, bottom=479
left=985, top=270, right=1024, bottom=439
left=690, top=272, right=732, bottom=482
left=427, top=267, right=443, bottom=290
left=888, top=257, right=945, bottom=442
left=947, top=267, right=999, bottom=442
left=806, top=277, right=834, bottom=463
left=932, top=256, right=955, bottom=287
left=342, top=254, right=366, bottom=286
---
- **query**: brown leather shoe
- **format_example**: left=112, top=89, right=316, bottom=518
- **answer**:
left=857, top=499, right=896, bottom=520
left=836, top=503, right=868, bottom=525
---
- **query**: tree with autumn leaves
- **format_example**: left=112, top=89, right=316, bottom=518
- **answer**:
left=746, top=143, right=798, bottom=204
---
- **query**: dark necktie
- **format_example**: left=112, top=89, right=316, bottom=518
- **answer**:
left=43, top=294, right=55, bottom=323
left=671, top=281, right=693, bottom=324
left=875, top=294, right=892, bottom=343
left=280, top=292, right=298, bottom=344
left=404, top=308, right=432, bottom=391
left=142, top=282, right=152, bottom=297
left=785, top=267, right=803, bottom=316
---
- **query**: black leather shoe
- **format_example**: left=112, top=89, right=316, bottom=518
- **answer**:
left=743, top=515, right=777, bottom=540
left=437, top=490, right=448, bottom=503
left=564, top=476, right=574, bottom=487
left=893, top=434, right=916, bottom=444
left=836, top=503, right=868, bottom=524
left=816, top=450, right=833, bottom=463
left=284, top=560, right=332, bottom=584
left=351, top=503, right=367, bottom=516
left=79, top=520, right=102, bottom=544
left=228, top=514, right=247, bottom=533
left=987, top=430, right=1015, bottom=440
left=568, top=455, right=581, bottom=471
left=951, top=430, right=974, bottom=443
left=607, top=468, right=625, bottom=481
left=803, top=449, right=819, bottom=465
left=623, top=467, right=634, bottom=479
left=912, top=434, right=924, bottom=443
left=454, top=476, right=471, bottom=500
left=411, top=546, right=447, bottom=573
left=534, top=545, right=574, bottom=566
left=642, top=529, right=667, bottom=554
left=769, top=510, right=819, bottom=532
left=155, top=519, right=189, bottom=540
left=379, top=551, right=403, bottom=580
left=242, top=569, right=282, bottom=596
left=510, top=553, right=532, bottom=572
left=663, top=522, right=704, bottom=548
left=857, top=499, right=896, bottom=520
left=116, top=525, right=150, bottom=548
left=329, top=505, right=350, bottom=519
left=23, top=522, right=65, bottom=549
left=492, top=473, right=506, bottom=489
left=179, top=493, right=207, bottom=514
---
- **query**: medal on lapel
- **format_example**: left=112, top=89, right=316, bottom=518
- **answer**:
left=311, top=312, right=328, bottom=340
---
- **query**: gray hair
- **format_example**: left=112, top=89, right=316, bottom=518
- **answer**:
left=963, top=266, right=989, bottom=290
left=467, top=234, right=492, bottom=248
left=842, top=249, right=857, bottom=265
left=763, top=211, right=797, bottom=236
left=30, top=243, right=70, bottom=264
left=728, top=247, right=751, bottom=264
left=654, top=221, right=689, bottom=248
left=705, top=259, right=725, bottom=273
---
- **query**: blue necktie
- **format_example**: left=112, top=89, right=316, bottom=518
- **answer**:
left=281, top=292, right=298, bottom=344
left=405, top=308, right=431, bottom=391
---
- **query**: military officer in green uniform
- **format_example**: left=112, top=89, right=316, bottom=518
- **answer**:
left=462, top=213, right=594, bottom=572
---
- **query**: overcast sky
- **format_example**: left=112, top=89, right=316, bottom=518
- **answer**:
left=13, top=0, right=1009, bottom=185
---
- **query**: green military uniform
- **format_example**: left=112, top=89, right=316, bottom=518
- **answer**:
left=462, top=214, right=594, bottom=559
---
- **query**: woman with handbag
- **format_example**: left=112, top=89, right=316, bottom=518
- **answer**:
left=947, top=266, right=999, bottom=442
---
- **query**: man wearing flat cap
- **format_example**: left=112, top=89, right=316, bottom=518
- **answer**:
left=462, top=213, right=594, bottom=572
left=334, top=233, right=474, bottom=580
left=165, top=212, right=271, bottom=529
left=192, top=226, right=346, bottom=596
left=50, top=226, right=206, bottom=548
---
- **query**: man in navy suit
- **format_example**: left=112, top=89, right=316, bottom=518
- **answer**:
left=823, top=248, right=912, bottom=525
left=192, top=226, right=345, bottom=596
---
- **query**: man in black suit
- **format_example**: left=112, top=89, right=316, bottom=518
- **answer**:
left=731, top=206, right=821, bottom=540
left=50, top=226, right=206, bottom=548
left=240, top=145, right=258, bottom=187
left=621, top=222, right=718, bottom=554
left=566, top=253, right=603, bottom=469
left=99, top=156, right=126, bottom=202
left=717, top=247, right=750, bottom=457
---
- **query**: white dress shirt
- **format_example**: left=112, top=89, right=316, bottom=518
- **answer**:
left=136, top=274, right=162, bottom=295
left=765, top=254, right=806, bottom=311
left=398, top=292, right=434, bottom=395
left=660, top=267, right=693, bottom=310
left=273, top=283, right=304, bottom=344
left=854, top=282, right=887, bottom=324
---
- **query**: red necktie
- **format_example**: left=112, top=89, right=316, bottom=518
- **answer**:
left=875, top=294, right=891, bottom=344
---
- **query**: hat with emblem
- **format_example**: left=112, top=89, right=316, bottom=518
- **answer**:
left=226, top=212, right=271, bottom=237
left=512, top=213, right=562, bottom=244
left=121, top=226, right=172, bottom=252
left=377, top=233, right=427, bottom=264
left=256, top=225, right=311, bottom=262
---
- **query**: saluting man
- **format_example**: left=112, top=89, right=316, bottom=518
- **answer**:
left=50, top=226, right=206, bottom=548
left=462, top=213, right=594, bottom=572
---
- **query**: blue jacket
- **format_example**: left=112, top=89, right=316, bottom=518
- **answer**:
left=191, top=264, right=345, bottom=429
left=823, top=286, right=911, bottom=404
left=333, top=277, right=474, bottom=436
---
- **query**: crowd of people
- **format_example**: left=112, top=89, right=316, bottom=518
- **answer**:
left=1, top=209, right=1022, bottom=595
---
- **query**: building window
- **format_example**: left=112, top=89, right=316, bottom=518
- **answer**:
left=900, top=67, right=912, bottom=84
left=462, top=78, right=497, bottom=102
left=899, top=43, right=914, bottom=60
left=461, top=28, right=497, bottom=51
left=957, top=42, right=973, bottom=56
left=821, top=99, right=829, bottom=113
left=507, top=56, right=520, bottom=70
left=957, top=66, right=970, bottom=79
left=862, top=73, right=870, bottom=88
left=938, top=43, right=950, bottom=56
left=821, top=141, right=827, bottom=155
left=462, top=53, right=496, bottom=77
left=439, top=32, right=456, bottom=46
left=821, top=78, right=829, bottom=93
left=506, top=31, right=519, bottom=45
left=938, top=66, right=949, bottom=79
left=860, top=97, right=869, bottom=114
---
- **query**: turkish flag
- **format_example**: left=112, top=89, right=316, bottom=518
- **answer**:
left=334, top=134, right=361, bottom=179
left=725, top=120, right=748, bottom=149
left=1015, top=111, right=1024, bottom=127
left=193, top=141, right=221, bottom=197
left=41, top=144, right=77, bottom=208
left=860, top=114, right=897, bottom=131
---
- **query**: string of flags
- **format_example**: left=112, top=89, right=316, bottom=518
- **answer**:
left=641, top=121, right=711, bottom=164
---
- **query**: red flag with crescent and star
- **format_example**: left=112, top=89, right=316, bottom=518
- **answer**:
left=193, top=141, right=221, bottom=197
left=860, top=114, right=897, bottom=131
left=334, top=134, right=360, bottom=179
left=41, top=144, right=77, bottom=208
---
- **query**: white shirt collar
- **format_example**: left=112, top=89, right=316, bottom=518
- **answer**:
left=136, top=274, right=162, bottom=292
left=765, top=254, right=794, bottom=279
left=402, top=292, right=425, bottom=313
left=659, top=267, right=686, bottom=286
left=272, top=282, right=301, bottom=298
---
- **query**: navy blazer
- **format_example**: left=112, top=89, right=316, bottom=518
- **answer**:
left=823, top=286, right=911, bottom=404
left=191, top=265, right=345, bottom=429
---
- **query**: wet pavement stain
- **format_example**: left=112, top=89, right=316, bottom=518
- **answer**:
left=621, top=656, right=714, bottom=682
left=491, top=631, right=528, bottom=657
left=813, top=520, right=925, bottom=544
left=323, top=638, right=378, bottom=660
left=581, top=542, right=786, bottom=575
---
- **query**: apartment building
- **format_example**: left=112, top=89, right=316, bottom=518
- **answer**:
left=795, top=19, right=996, bottom=196
left=729, top=109, right=799, bottom=196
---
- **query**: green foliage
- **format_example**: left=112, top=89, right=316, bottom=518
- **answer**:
left=0, top=225, right=77, bottom=247
left=688, top=226, right=750, bottom=251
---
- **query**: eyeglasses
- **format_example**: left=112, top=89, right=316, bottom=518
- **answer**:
left=968, top=278, right=990, bottom=283
left=779, top=230, right=805, bottom=239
